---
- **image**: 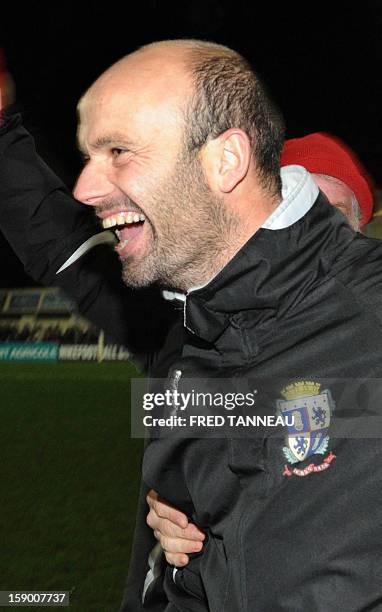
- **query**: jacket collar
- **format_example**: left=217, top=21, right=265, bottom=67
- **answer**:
left=262, top=164, right=318, bottom=229
left=184, top=168, right=356, bottom=343
left=163, top=166, right=317, bottom=306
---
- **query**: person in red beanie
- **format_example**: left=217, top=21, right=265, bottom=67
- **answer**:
left=280, top=132, right=375, bottom=230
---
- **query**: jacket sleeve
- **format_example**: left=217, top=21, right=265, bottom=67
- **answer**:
left=0, top=113, right=100, bottom=281
left=0, top=113, right=175, bottom=363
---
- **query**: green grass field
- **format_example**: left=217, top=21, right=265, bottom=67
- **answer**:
left=0, top=362, right=145, bottom=611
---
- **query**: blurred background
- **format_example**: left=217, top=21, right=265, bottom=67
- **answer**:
left=0, top=2, right=381, bottom=609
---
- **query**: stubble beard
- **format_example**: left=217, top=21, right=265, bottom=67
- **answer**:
left=121, top=154, right=240, bottom=291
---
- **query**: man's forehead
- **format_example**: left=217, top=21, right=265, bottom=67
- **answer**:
left=78, top=79, right=189, bottom=152
left=78, top=46, right=192, bottom=118
left=78, top=86, right=131, bottom=121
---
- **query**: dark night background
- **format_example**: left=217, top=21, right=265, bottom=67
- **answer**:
left=0, top=1, right=381, bottom=286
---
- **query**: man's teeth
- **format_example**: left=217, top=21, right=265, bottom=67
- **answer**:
left=102, top=212, right=146, bottom=229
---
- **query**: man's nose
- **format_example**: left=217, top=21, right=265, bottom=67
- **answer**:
left=73, top=164, right=114, bottom=206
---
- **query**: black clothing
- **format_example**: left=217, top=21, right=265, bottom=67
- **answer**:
left=138, top=196, right=382, bottom=611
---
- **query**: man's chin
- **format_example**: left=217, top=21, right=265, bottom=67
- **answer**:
left=120, top=253, right=189, bottom=291
left=121, top=259, right=158, bottom=289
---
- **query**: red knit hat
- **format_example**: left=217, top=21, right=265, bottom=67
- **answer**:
left=281, top=132, right=374, bottom=225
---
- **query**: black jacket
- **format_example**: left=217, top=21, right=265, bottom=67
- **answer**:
left=1, top=115, right=382, bottom=611
left=139, top=196, right=382, bottom=611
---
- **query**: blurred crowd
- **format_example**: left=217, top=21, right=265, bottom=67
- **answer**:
left=0, top=321, right=100, bottom=344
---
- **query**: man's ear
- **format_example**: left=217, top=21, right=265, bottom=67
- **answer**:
left=201, top=129, right=252, bottom=194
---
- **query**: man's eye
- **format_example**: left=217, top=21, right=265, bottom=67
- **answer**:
left=111, top=147, right=128, bottom=157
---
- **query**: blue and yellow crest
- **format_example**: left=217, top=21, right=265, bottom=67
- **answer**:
left=277, top=381, right=335, bottom=467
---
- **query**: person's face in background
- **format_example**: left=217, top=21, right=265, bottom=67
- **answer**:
left=312, top=173, right=361, bottom=231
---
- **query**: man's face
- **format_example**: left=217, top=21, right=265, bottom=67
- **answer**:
left=74, top=56, right=234, bottom=291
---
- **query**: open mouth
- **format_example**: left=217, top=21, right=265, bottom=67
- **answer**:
left=102, top=211, right=146, bottom=254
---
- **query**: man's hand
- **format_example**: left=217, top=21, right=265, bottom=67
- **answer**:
left=146, top=489, right=205, bottom=567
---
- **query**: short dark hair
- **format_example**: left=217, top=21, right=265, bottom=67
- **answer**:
left=182, top=41, right=285, bottom=195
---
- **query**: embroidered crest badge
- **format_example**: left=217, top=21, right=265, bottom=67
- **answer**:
left=277, top=381, right=336, bottom=477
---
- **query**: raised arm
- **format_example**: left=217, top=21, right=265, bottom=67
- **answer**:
left=0, top=110, right=175, bottom=363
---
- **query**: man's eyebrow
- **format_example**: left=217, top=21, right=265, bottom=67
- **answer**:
left=91, top=134, right=135, bottom=150
left=77, top=134, right=135, bottom=154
